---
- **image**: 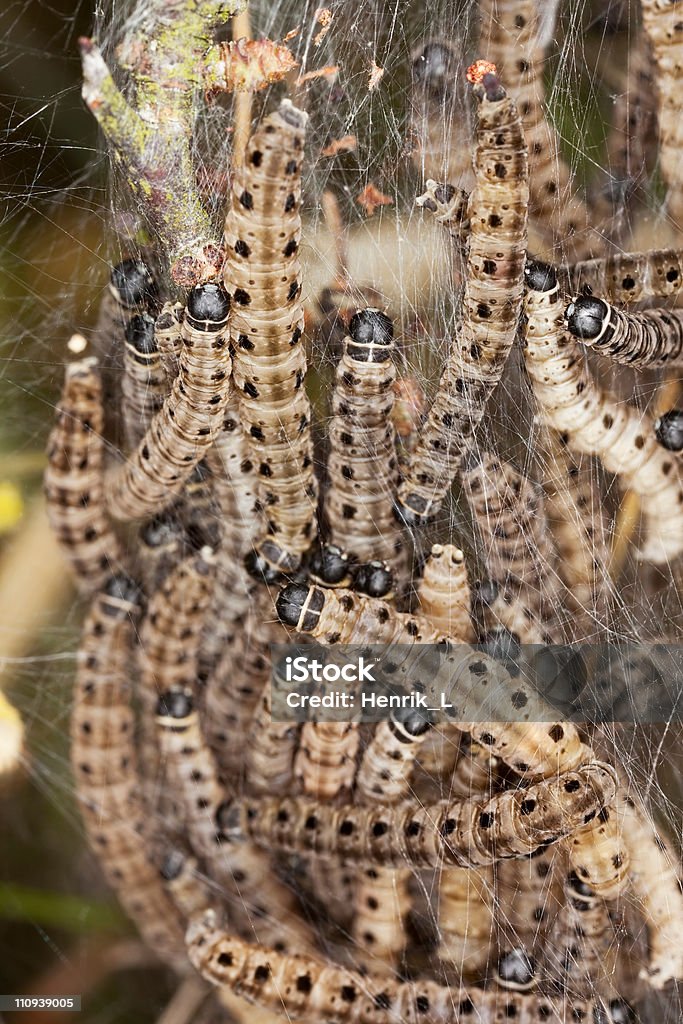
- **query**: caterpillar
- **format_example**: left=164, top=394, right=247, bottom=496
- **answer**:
left=156, top=688, right=315, bottom=955
left=543, top=869, right=618, bottom=997
left=352, top=709, right=434, bottom=971
left=137, top=511, right=189, bottom=593
left=461, top=450, right=563, bottom=643
left=44, top=355, right=123, bottom=593
left=495, top=848, right=560, bottom=970
left=223, top=99, right=317, bottom=575
left=654, top=409, right=683, bottom=451
left=523, top=259, right=683, bottom=563
left=437, top=738, right=497, bottom=979
left=244, top=652, right=300, bottom=796
left=201, top=394, right=263, bottom=667
left=108, top=282, right=232, bottom=522
left=160, top=848, right=212, bottom=921
left=154, top=301, right=183, bottom=383
left=566, top=295, right=683, bottom=369
left=276, top=581, right=594, bottom=782
left=121, top=312, right=167, bottom=451
left=478, top=0, right=597, bottom=261
left=137, top=547, right=216, bottom=799
left=216, top=761, right=618, bottom=869
left=203, top=595, right=287, bottom=781
left=410, top=39, right=474, bottom=192
left=187, top=908, right=636, bottom=1024
left=90, top=259, right=158, bottom=438
left=640, top=0, right=683, bottom=225
left=294, top=720, right=360, bottom=801
left=564, top=248, right=683, bottom=307
left=396, top=71, right=529, bottom=525
left=71, top=575, right=186, bottom=970
left=616, top=793, right=683, bottom=989
left=415, top=180, right=471, bottom=245
left=324, top=309, right=407, bottom=577
left=417, top=544, right=474, bottom=642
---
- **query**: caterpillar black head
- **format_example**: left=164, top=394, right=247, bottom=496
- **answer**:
left=565, top=296, right=609, bottom=340
left=496, top=948, right=537, bottom=991
left=411, top=41, right=457, bottom=98
left=186, top=282, right=230, bottom=326
left=156, top=689, right=194, bottom=720
left=125, top=312, right=157, bottom=355
left=308, top=544, right=354, bottom=587
left=654, top=409, right=683, bottom=452
left=103, top=573, right=141, bottom=611
left=110, top=259, right=157, bottom=308
left=354, top=560, right=394, bottom=598
left=276, top=583, right=324, bottom=632
left=524, top=259, right=557, bottom=293
left=347, top=308, right=394, bottom=362
left=391, top=705, right=433, bottom=737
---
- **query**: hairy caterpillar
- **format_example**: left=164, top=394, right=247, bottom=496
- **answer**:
left=71, top=576, right=186, bottom=970
left=325, top=309, right=407, bottom=576
left=566, top=295, right=683, bottom=369
left=223, top=99, right=317, bottom=574
left=121, top=312, right=167, bottom=451
left=108, top=283, right=232, bottom=522
left=187, top=909, right=636, bottom=1023
left=564, top=248, right=683, bottom=306
left=396, top=72, right=529, bottom=525
left=216, top=761, right=618, bottom=869
left=523, top=260, right=683, bottom=563
left=156, top=689, right=315, bottom=955
left=417, top=544, right=474, bottom=641
left=44, top=356, right=123, bottom=593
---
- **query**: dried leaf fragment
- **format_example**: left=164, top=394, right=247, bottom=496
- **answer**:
left=321, top=135, right=357, bottom=157
left=314, top=8, right=333, bottom=45
left=296, top=65, right=339, bottom=85
left=356, top=183, right=394, bottom=217
left=368, top=60, right=384, bottom=91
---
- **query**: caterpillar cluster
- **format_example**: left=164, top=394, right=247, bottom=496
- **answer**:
left=35, top=1, right=683, bottom=1022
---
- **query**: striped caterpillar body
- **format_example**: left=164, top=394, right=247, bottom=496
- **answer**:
left=543, top=870, right=617, bottom=997
left=223, top=100, right=317, bottom=573
left=203, top=597, right=287, bottom=781
left=245, top=653, right=300, bottom=796
left=640, top=0, right=683, bottom=225
left=616, top=793, right=683, bottom=989
left=44, top=356, right=123, bottom=593
left=154, top=301, right=183, bottom=382
left=325, top=309, right=407, bottom=576
left=160, top=848, right=212, bottom=921
left=90, top=259, right=158, bottom=434
left=417, top=544, right=474, bottom=641
left=137, top=512, right=189, bottom=593
left=108, top=283, right=232, bottom=522
left=461, top=451, right=562, bottom=643
left=523, top=260, right=683, bottom=563
left=352, top=710, right=434, bottom=971
left=438, top=739, right=497, bottom=978
left=216, top=762, right=618, bottom=870
left=495, top=848, right=560, bottom=967
left=121, top=312, right=167, bottom=451
left=294, top=721, right=360, bottom=800
left=71, top=576, right=186, bottom=969
left=156, top=689, right=315, bottom=955
left=410, top=40, right=475, bottom=192
left=566, top=295, right=683, bottom=369
left=187, top=909, right=635, bottom=1024
left=397, top=73, right=529, bottom=525
left=564, top=248, right=683, bottom=306
left=478, top=0, right=596, bottom=261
